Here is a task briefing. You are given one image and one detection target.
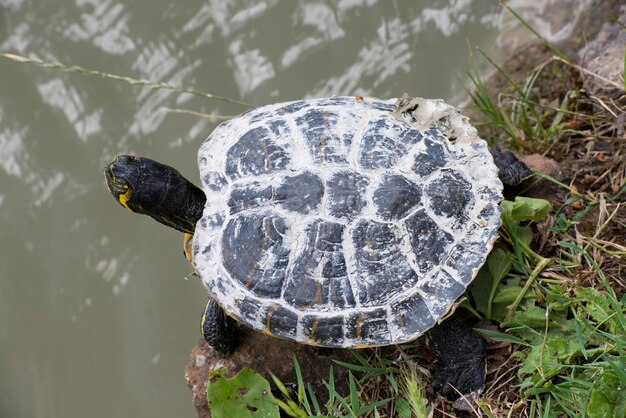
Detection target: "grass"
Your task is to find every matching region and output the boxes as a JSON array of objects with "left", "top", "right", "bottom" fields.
[{"left": 456, "top": 17, "right": 626, "bottom": 414}]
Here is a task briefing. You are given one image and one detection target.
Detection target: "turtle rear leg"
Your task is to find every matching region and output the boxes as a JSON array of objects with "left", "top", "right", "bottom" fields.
[
  {"left": 201, "top": 298, "right": 239, "bottom": 355},
  {"left": 429, "top": 316, "right": 485, "bottom": 400}
]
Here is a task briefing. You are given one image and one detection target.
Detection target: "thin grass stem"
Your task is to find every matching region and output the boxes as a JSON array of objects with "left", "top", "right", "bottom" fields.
[{"left": 1, "top": 53, "right": 253, "bottom": 108}]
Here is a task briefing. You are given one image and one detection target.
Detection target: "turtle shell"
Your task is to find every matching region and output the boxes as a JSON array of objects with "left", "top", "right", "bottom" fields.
[{"left": 192, "top": 96, "right": 502, "bottom": 348}]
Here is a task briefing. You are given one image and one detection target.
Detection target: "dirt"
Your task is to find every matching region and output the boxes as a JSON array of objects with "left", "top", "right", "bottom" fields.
[{"left": 185, "top": 328, "right": 353, "bottom": 418}]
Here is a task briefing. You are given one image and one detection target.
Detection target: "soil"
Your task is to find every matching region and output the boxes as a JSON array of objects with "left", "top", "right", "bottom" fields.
[{"left": 185, "top": 329, "right": 353, "bottom": 418}]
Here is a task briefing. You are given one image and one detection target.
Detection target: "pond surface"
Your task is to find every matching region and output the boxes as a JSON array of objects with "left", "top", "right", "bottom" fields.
[{"left": 0, "top": 1, "right": 590, "bottom": 417}]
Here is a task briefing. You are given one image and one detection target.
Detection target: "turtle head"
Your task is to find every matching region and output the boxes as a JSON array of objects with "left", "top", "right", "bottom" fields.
[
  {"left": 104, "top": 155, "right": 206, "bottom": 234},
  {"left": 104, "top": 155, "right": 179, "bottom": 215}
]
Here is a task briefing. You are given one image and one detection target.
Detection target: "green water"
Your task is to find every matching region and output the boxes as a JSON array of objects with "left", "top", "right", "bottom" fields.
[{"left": 0, "top": 1, "right": 591, "bottom": 417}]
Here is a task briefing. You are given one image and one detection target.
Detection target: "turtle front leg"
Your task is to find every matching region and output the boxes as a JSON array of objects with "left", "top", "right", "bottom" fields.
[{"left": 201, "top": 298, "right": 239, "bottom": 355}]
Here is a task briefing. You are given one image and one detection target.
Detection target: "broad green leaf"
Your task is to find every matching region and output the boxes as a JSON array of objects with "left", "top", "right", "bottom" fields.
[
  {"left": 518, "top": 334, "right": 581, "bottom": 376},
  {"left": 509, "top": 196, "right": 551, "bottom": 221},
  {"left": 509, "top": 305, "right": 547, "bottom": 329},
  {"left": 493, "top": 285, "right": 527, "bottom": 304},
  {"left": 467, "top": 268, "right": 493, "bottom": 316},
  {"left": 207, "top": 368, "right": 280, "bottom": 418},
  {"left": 500, "top": 199, "right": 514, "bottom": 223},
  {"left": 468, "top": 248, "right": 513, "bottom": 318},
  {"left": 608, "top": 360, "right": 626, "bottom": 384},
  {"left": 575, "top": 288, "right": 616, "bottom": 331},
  {"left": 487, "top": 248, "right": 514, "bottom": 284},
  {"left": 515, "top": 224, "right": 534, "bottom": 248},
  {"left": 588, "top": 369, "right": 626, "bottom": 418},
  {"left": 558, "top": 241, "right": 584, "bottom": 253}
]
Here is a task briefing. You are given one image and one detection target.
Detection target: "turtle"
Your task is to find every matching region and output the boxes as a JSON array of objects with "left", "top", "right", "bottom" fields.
[{"left": 104, "top": 95, "right": 531, "bottom": 399}]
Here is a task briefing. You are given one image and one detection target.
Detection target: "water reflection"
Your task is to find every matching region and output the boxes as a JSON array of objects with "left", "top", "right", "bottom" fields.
[
  {"left": 496, "top": 0, "right": 593, "bottom": 49},
  {"left": 64, "top": 0, "right": 136, "bottom": 55},
  {"left": 0, "top": 1, "right": 592, "bottom": 417},
  {"left": 0, "top": 125, "right": 28, "bottom": 178},
  {"left": 85, "top": 235, "right": 135, "bottom": 296},
  {"left": 38, "top": 78, "right": 103, "bottom": 140}
]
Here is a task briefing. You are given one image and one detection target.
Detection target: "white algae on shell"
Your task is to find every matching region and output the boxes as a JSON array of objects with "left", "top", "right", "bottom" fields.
[{"left": 192, "top": 96, "right": 503, "bottom": 348}]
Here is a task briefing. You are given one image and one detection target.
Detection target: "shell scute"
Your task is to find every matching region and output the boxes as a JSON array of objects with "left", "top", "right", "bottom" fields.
[
  {"left": 345, "top": 308, "right": 390, "bottom": 343},
  {"left": 326, "top": 170, "right": 369, "bottom": 221},
  {"left": 359, "top": 117, "right": 422, "bottom": 169},
  {"left": 410, "top": 131, "right": 451, "bottom": 177},
  {"left": 265, "top": 304, "right": 298, "bottom": 339},
  {"left": 274, "top": 172, "right": 324, "bottom": 214},
  {"left": 302, "top": 315, "right": 344, "bottom": 346},
  {"left": 373, "top": 174, "right": 422, "bottom": 220},
  {"left": 352, "top": 219, "right": 418, "bottom": 306},
  {"left": 425, "top": 169, "right": 474, "bottom": 222},
  {"left": 390, "top": 293, "right": 436, "bottom": 336},
  {"left": 227, "top": 182, "right": 273, "bottom": 214},
  {"left": 404, "top": 209, "right": 454, "bottom": 274},
  {"left": 296, "top": 108, "right": 356, "bottom": 165},
  {"left": 225, "top": 126, "right": 290, "bottom": 179},
  {"left": 221, "top": 213, "right": 290, "bottom": 299}
]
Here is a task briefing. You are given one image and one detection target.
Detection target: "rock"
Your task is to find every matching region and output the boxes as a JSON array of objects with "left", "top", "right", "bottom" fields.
[
  {"left": 577, "top": 5, "right": 626, "bottom": 97},
  {"left": 517, "top": 154, "right": 567, "bottom": 202},
  {"left": 185, "top": 328, "right": 352, "bottom": 418},
  {"left": 520, "top": 154, "right": 563, "bottom": 179}
]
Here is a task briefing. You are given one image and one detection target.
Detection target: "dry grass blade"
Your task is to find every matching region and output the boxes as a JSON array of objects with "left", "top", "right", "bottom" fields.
[
  {"left": 1, "top": 53, "right": 253, "bottom": 107},
  {"left": 162, "top": 107, "right": 235, "bottom": 121}
]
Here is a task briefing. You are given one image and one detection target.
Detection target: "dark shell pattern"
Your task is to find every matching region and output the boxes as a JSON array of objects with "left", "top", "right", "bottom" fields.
[{"left": 193, "top": 97, "right": 503, "bottom": 348}]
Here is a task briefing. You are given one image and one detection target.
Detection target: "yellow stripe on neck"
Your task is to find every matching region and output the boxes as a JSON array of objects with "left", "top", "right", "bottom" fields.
[
  {"left": 118, "top": 188, "right": 133, "bottom": 212},
  {"left": 200, "top": 299, "right": 210, "bottom": 338}
]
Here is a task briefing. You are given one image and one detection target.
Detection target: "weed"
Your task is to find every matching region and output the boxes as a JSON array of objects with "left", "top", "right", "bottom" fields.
[{"left": 399, "top": 362, "right": 432, "bottom": 418}]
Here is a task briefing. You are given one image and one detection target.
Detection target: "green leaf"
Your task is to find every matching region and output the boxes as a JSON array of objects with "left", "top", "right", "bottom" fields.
[
  {"left": 558, "top": 241, "right": 584, "bottom": 253},
  {"left": 509, "top": 305, "right": 547, "bottom": 329},
  {"left": 607, "top": 360, "right": 626, "bottom": 384},
  {"left": 547, "top": 214, "right": 577, "bottom": 233},
  {"left": 306, "top": 383, "right": 321, "bottom": 416},
  {"left": 325, "top": 366, "right": 335, "bottom": 413},
  {"left": 474, "top": 328, "right": 532, "bottom": 346},
  {"left": 468, "top": 248, "right": 513, "bottom": 319},
  {"left": 509, "top": 196, "right": 551, "bottom": 221},
  {"left": 588, "top": 369, "right": 626, "bottom": 418},
  {"left": 348, "top": 372, "right": 360, "bottom": 414},
  {"left": 292, "top": 357, "right": 311, "bottom": 413},
  {"left": 575, "top": 288, "right": 615, "bottom": 331},
  {"left": 207, "top": 368, "right": 280, "bottom": 418},
  {"left": 570, "top": 308, "right": 589, "bottom": 359},
  {"left": 270, "top": 374, "right": 290, "bottom": 397},
  {"left": 515, "top": 225, "right": 534, "bottom": 248},
  {"left": 395, "top": 398, "right": 412, "bottom": 418},
  {"left": 492, "top": 285, "right": 527, "bottom": 304}
]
